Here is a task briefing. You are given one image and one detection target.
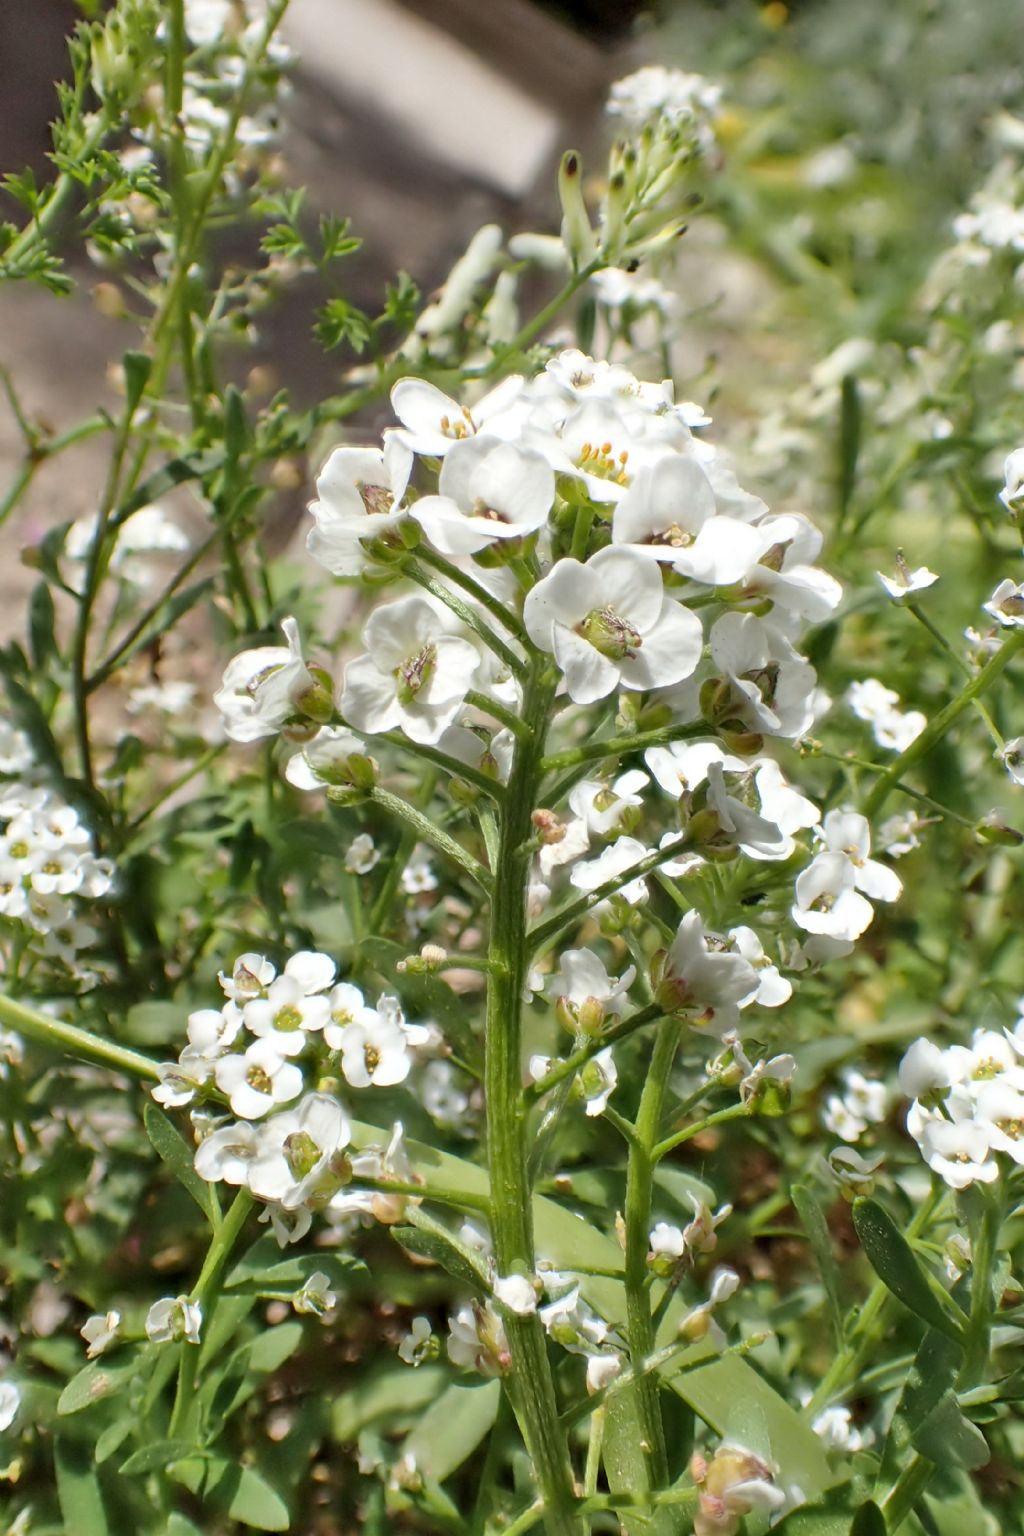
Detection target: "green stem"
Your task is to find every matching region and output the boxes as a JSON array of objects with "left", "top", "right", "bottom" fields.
[
  {"left": 962, "top": 1182, "right": 1002, "bottom": 1388},
  {"left": 541, "top": 721, "right": 709, "bottom": 777},
  {"left": 86, "top": 529, "right": 219, "bottom": 692},
  {"left": 401, "top": 558, "right": 525, "bottom": 677},
  {"left": 652, "top": 1103, "right": 750, "bottom": 1163},
  {"left": 525, "top": 1004, "right": 661, "bottom": 1102},
  {"left": 485, "top": 660, "right": 583, "bottom": 1536},
  {"left": 907, "top": 602, "right": 1003, "bottom": 747},
  {"left": 480, "top": 260, "right": 603, "bottom": 376},
  {"left": 622, "top": 1019, "right": 680, "bottom": 1489},
  {"left": 370, "top": 787, "right": 492, "bottom": 893},
  {"left": 168, "top": 1189, "right": 254, "bottom": 1440},
  {"left": 528, "top": 834, "right": 694, "bottom": 956},
  {"left": 415, "top": 545, "right": 531, "bottom": 644},
  {"left": 0, "top": 993, "right": 160, "bottom": 1083},
  {"left": 862, "top": 630, "right": 1024, "bottom": 817},
  {"left": 466, "top": 690, "right": 531, "bottom": 743},
  {"left": 881, "top": 1453, "right": 932, "bottom": 1531}
]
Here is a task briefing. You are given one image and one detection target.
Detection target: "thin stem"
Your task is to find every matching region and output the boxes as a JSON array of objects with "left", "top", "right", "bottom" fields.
[
  {"left": 370, "top": 787, "right": 492, "bottom": 893},
  {"left": 962, "top": 1182, "right": 1002, "bottom": 1389},
  {"left": 907, "top": 602, "right": 1003, "bottom": 747},
  {"left": 87, "top": 530, "right": 219, "bottom": 692},
  {"left": 524, "top": 1003, "right": 661, "bottom": 1103},
  {"left": 401, "top": 558, "right": 525, "bottom": 677},
  {"left": 653, "top": 1103, "right": 748, "bottom": 1163},
  {"left": 169, "top": 1189, "right": 254, "bottom": 1440},
  {"left": 541, "top": 721, "right": 709, "bottom": 777},
  {"left": 622, "top": 1019, "right": 681, "bottom": 1489},
  {"left": 466, "top": 690, "right": 531, "bottom": 743},
  {"left": 881, "top": 1454, "right": 932, "bottom": 1531},
  {"left": 479, "top": 260, "right": 603, "bottom": 377},
  {"left": 485, "top": 659, "right": 584, "bottom": 1536},
  {"left": 528, "top": 834, "right": 694, "bottom": 956},
  {"left": 0, "top": 993, "right": 160, "bottom": 1083},
  {"left": 415, "top": 545, "right": 531, "bottom": 644},
  {"left": 862, "top": 630, "right": 1024, "bottom": 817}
]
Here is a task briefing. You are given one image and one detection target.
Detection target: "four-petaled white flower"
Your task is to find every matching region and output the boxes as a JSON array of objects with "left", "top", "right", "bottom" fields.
[
  {"left": 341, "top": 596, "right": 481, "bottom": 744},
  {"left": 214, "top": 617, "right": 328, "bottom": 743},
  {"left": 307, "top": 438, "right": 414, "bottom": 576},
  {"left": 247, "top": 1092, "right": 352, "bottom": 1209},
  {"left": 984, "top": 578, "right": 1024, "bottom": 628},
  {"left": 655, "top": 911, "right": 759, "bottom": 1032},
  {"left": 146, "top": 1295, "right": 202, "bottom": 1344},
  {"left": 524, "top": 547, "right": 702, "bottom": 704},
  {"left": 214, "top": 1039, "right": 304, "bottom": 1119},
  {"left": 411, "top": 436, "right": 554, "bottom": 555}
]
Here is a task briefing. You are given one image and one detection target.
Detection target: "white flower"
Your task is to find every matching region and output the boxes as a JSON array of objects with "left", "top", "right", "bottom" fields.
[
  {"left": 145, "top": 1295, "right": 202, "bottom": 1344},
  {"left": 822, "top": 1070, "right": 889, "bottom": 1143},
  {"left": 341, "top": 595, "right": 481, "bottom": 745},
  {"left": 389, "top": 375, "right": 525, "bottom": 458},
  {"left": 1000, "top": 446, "right": 1024, "bottom": 515},
  {"left": 984, "top": 578, "right": 1024, "bottom": 628},
  {"left": 586, "top": 1352, "right": 623, "bottom": 1394},
  {"left": 447, "top": 1301, "right": 509, "bottom": 1377},
  {"left": 915, "top": 1106, "right": 997, "bottom": 1190},
  {"left": 336, "top": 1007, "right": 412, "bottom": 1089},
  {"left": 568, "top": 769, "right": 648, "bottom": 836},
  {"left": 999, "top": 738, "right": 1024, "bottom": 785},
  {"left": 219, "top": 952, "right": 276, "bottom": 1003},
  {"left": 728, "top": 927, "right": 792, "bottom": 1007},
  {"left": 812, "top": 1406, "right": 873, "bottom": 1454},
  {"left": 878, "top": 559, "right": 939, "bottom": 600},
  {"left": 709, "top": 612, "right": 817, "bottom": 739},
  {"left": 546, "top": 948, "right": 636, "bottom": 1026},
  {"left": 792, "top": 852, "right": 874, "bottom": 941},
  {"left": 847, "top": 678, "right": 926, "bottom": 752},
  {"left": 411, "top": 436, "right": 554, "bottom": 555},
  {"left": 655, "top": 910, "right": 758, "bottom": 1031},
  {"left": 247, "top": 1092, "right": 352, "bottom": 1209},
  {"left": 293, "top": 1271, "right": 337, "bottom": 1316},
  {"left": 569, "top": 836, "right": 651, "bottom": 907},
  {"left": 524, "top": 547, "right": 702, "bottom": 704},
  {"left": 214, "top": 617, "right": 327, "bottom": 743},
  {"left": 81, "top": 1311, "right": 122, "bottom": 1358},
  {"left": 242, "top": 954, "right": 335, "bottom": 1055},
  {"left": 0, "top": 1381, "right": 20, "bottom": 1432},
  {"left": 398, "top": 1316, "right": 436, "bottom": 1366},
  {"left": 344, "top": 834, "right": 380, "bottom": 873},
  {"left": 610, "top": 456, "right": 717, "bottom": 565},
  {"left": 820, "top": 812, "right": 903, "bottom": 902},
  {"left": 580, "top": 1048, "right": 618, "bottom": 1116},
  {"left": 899, "top": 1038, "right": 951, "bottom": 1100},
  {"left": 493, "top": 1274, "right": 538, "bottom": 1316},
  {"left": 607, "top": 65, "right": 721, "bottom": 136},
  {"left": 194, "top": 1119, "right": 261, "bottom": 1185},
  {"left": 214, "top": 1040, "right": 304, "bottom": 1119},
  {"left": 307, "top": 439, "right": 413, "bottom": 576},
  {"left": 649, "top": 1222, "right": 686, "bottom": 1258},
  {"left": 284, "top": 727, "right": 367, "bottom": 792}
]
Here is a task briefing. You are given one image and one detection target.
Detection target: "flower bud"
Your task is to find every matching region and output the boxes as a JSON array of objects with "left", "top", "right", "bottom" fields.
[
  {"left": 558, "top": 151, "right": 597, "bottom": 270},
  {"left": 975, "top": 812, "right": 1023, "bottom": 846}
]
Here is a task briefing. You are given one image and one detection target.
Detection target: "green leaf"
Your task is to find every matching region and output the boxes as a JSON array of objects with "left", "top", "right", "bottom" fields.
[
  {"left": 390, "top": 1225, "right": 487, "bottom": 1290},
  {"left": 144, "top": 1103, "right": 219, "bottom": 1225},
  {"left": 402, "top": 1379, "right": 501, "bottom": 1482},
  {"left": 792, "top": 1183, "right": 845, "bottom": 1344},
  {"left": 774, "top": 1482, "right": 858, "bottom": 1533},
  {"left": 877, "top": 1328, "right": 962, "bottom": 1487},
  {"left": 912, "top": 1391, "right": 989, "bottom": 1470},
  {"left": 852, "top": 1198, "right": 964, "bottom": 1342},
  {"left": 851, "top": 1501, "right": 887, "bottom": 1536},
  {"left": 57, "top": 1353, "right": 140, "bottom": 1415},
  {"left": 246, "top": 1320, "right": 305, "bottom": 1375},
  {"left": 122, "top": 350, "right": 152, "bottom": 413},
  {"left": 171, "top": 1456, "right": 290, "bottom": 1531},
  {"left": 119, "top": 1439, "right": 202, "bottom": 1475},
  {"left": 225, "top": 1237, "right": 365, "bottom": 1294},
  {"left": 331, "top": 1361, "right": 449, "bottom": 1443},
  {"left": 94, "top": 1417, "right": 134, "bottom": 1465},
  {"left": 314, "top": 297, "right": 372, "bottom": 354},
  {"left": 837, "top": 372, "right": 861, "bottom": 519},
  {"left": 28, "top": 580, "right": 58, "bottom": 672},
  {"left": 116, "top": 449, "right": 226, "bottom": 522},
  {"left": 54, "top": 1436, "right": 110, "bottom": 1535}
]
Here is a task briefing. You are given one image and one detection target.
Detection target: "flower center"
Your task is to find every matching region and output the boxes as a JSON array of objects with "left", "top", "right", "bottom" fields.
[
  {"left": 358, "top": 482, "right": 394, "bottom": 517},
  {"left": 742, "top": 663, "right": 779, "bottom": 706},
  {"left": 471, "top": 497, "right": 509, "bottom": 524},
  {"left": 651, "top": 522, "right": 692, "bottom": 549},
  {"left": 578, "top": 606, "right": 642, "bottom": 661},
  {"left": 439, "top": 408, "right": 474, "bottom": 440},
  {"left": 274, "top": 1005, "right": 304, "bottom": 1032},
  {"left": 284, "top": 1130, "right": 321, "bottom": 1178},
  {"left": 364, "top": 1045, "right": 381, "bottom": 1073},
  {"left": 576, "top": 440, "right": 630, "bottom": 485},
  {"left": 395, "top": 643, "right": 437, "bottom": 705},
  {"left": 246, "top": 1065, "right": 273, "bottom": 1094}
]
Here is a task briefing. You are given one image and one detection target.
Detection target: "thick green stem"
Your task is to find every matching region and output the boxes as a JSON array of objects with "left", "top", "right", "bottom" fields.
[
  {"left": 485, "top": 660, "right": 584, "bottom": 1536},
  {"left": 621, "top": 1020, "right": 680, "bottom": 1490},
  {"left": 0, "top": 992, "right": 160, "bottom": 1083},
  {"left": 862, "top": 630, "right": 1024, "bottom": 817},
  {"left": 962, "top": 1182, "right": 1002, "bottom": 1389}
]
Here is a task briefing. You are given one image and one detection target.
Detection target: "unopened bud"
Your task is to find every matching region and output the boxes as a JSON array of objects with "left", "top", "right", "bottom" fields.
[
  {"left": 558, "top": 151, "right": 597, "bottom": 270},
  {"left": 975, "top": 812, "right": 1023, "bottom": 846}
]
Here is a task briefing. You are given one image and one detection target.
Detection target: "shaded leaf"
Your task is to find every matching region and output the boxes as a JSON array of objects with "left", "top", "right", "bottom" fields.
[
  {"left": 853, "top": 1198, "right": 963, "bottom": 1342},
  {"left": 144, "top": 1103, "right": 219, "bottom": 1225},
  {"left": 403, "top": 1379, "right": 501, "bottom": 1482},
  {"left": 171, "top": 1456, "right": 290, "bottom": 1531},
  {"left": 55, "top": 1436, "right": 110, "bottom": 1535}
]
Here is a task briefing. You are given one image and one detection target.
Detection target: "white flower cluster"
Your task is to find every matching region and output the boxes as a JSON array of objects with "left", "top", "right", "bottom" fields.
[
  {"left": 606, "top": 65, "right": 722, "bottom": 148},
  {"left": 847, "top": 678, "right": 926, "bottom": 753},
  {"left": 153, "top": 949, "right": 438, "bottom": 1243},
  {"left": 901, "top": 1023, "right": 1024, "bottom": 1189},
  {"left": 0, "top": 784, "right": 113, "bottom": 969}
]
